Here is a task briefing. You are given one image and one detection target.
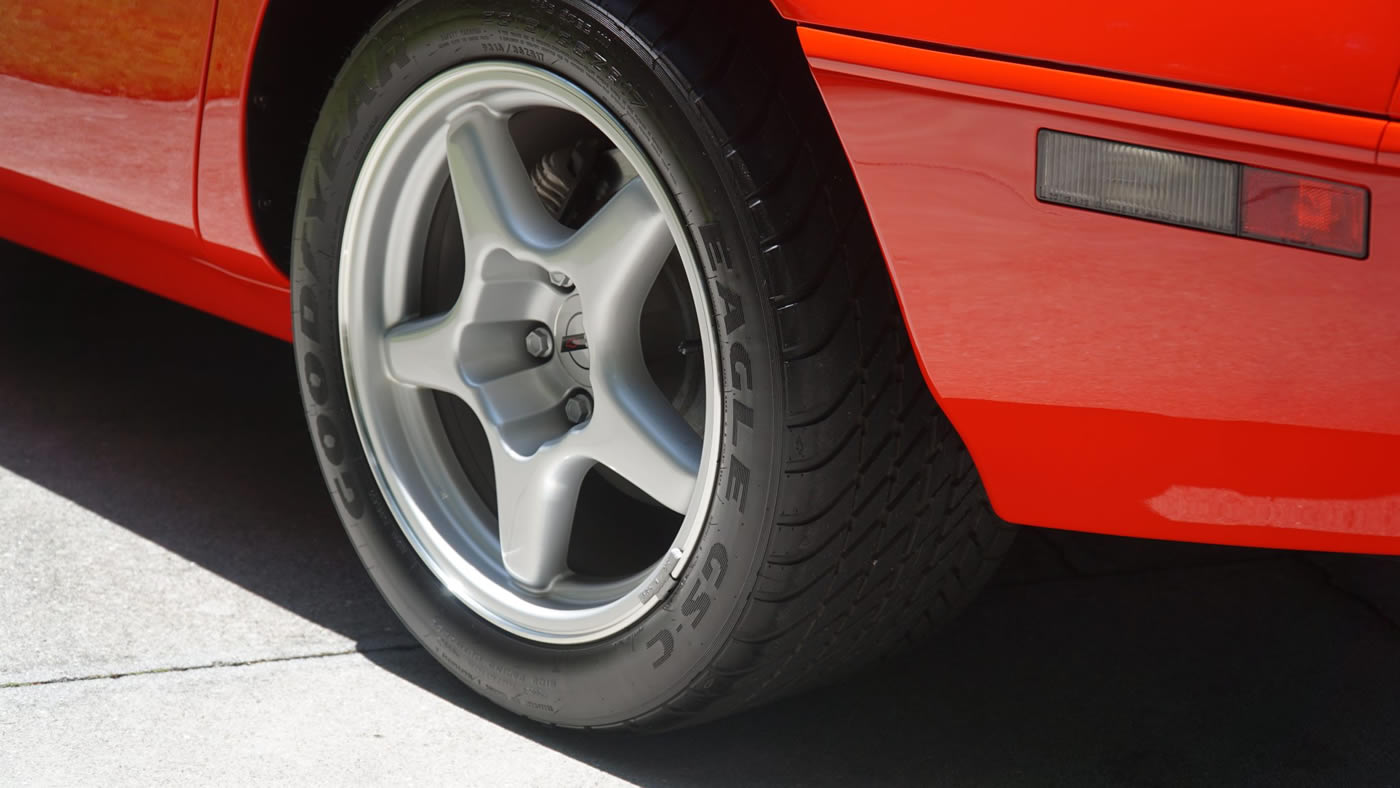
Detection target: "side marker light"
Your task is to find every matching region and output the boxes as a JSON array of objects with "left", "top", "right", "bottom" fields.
[{"left": 1036, "top": 130, "right": 1368, "bottom": 258}]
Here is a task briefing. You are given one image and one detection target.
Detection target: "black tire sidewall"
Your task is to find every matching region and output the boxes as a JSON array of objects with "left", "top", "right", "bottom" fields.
[{"left": 292, "top": 0, "right": 780, "bottom": 727}]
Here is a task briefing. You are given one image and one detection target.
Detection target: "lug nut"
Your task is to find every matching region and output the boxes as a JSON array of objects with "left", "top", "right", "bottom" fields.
[
  {"left": 525, "top": 327, "right": 554, "bottom": 359},
  {"left": 548, "top": 271, "right": 573, "bottom": 289},
  {"left": 564, "top": 391, "right": 593, "bottom": 424}
]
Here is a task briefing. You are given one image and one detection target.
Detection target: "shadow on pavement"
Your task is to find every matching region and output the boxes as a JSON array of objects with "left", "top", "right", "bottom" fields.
[
  {"left": 5, "top": 243, "right": 1400, "bottom": 786},
  {"left": 0, "top": 244, "right": 406, "bottom": 650}
]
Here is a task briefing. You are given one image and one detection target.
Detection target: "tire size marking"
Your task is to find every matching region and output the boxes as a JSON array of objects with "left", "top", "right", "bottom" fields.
[{"left": 480, "top": 41, "right": 547, "bottom": 61}]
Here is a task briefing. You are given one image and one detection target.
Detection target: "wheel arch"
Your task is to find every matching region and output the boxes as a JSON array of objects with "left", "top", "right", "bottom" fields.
[
  {"left": 241, "top": 0, "right": 803, "bottom": 272},
  {"left": 242, "top": 0, "right": 402, "bottom": 271}
]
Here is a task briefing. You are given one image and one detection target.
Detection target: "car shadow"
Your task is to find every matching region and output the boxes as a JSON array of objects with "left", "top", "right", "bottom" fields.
[
  {"left": 5, "top": 243, "right": 1400, "bottom": 786},
  {"left": 0, "top": 243, "right": 413, "bottom": 651}
]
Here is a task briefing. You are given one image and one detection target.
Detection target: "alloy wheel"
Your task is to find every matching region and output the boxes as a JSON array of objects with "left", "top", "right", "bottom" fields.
[{"left": 337, "top": 63, "right": 721, "bottom": 643}]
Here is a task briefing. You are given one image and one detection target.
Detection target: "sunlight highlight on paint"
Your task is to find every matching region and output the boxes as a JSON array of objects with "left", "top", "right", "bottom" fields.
[{"left": 1149, "top": 485, "right": 1400, "bottom": 535}]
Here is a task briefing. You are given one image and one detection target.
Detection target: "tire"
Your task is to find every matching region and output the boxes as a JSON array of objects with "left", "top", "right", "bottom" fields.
[{"left": 291, "top": 0, "right": 1016, "bottom": 730}]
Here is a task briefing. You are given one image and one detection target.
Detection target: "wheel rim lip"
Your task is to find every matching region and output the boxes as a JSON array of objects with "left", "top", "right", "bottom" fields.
[{"left": 337, "top": 62, "right": 722, "bottom": 644}]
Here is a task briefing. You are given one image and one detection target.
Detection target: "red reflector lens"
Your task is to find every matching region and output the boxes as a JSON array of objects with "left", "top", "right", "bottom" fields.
[{"left": 1240, "top": 168, "right": 1368, "bottom": 258}]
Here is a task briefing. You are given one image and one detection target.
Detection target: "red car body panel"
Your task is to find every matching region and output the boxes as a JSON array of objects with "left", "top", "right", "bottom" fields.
[
  {"left": 0, "top": 2, "right": 214, "bottom": 231},
  {"left": 1383, "top": 124, "right": 1400, "bottom": 169},
  {"left": 772, "top": 0, "right": 1400, "bottom": 115},
  {"left": 1, "top": 1, "right": 1398, "bottom": 552},
  {"left": 799, "top": 28, "right": 1400, "bottom": 553},
  {"left": 196, "top": 0, "right": 284, "bottom": 289},
  {"left": 0, "top": 0, "right": 290, "bottom": 339}
]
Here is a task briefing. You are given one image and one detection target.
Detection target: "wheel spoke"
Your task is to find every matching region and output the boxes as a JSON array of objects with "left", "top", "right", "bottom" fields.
[
  {"left": 473, "top": 365, "right": 576, "bottom": 457},
  {"left": 461, "top": 275, "right": 558, "bottom": 326},
  {"left": 383, "top": 313, "right": 466, "bottom": 396},
  {"left": 551, "top": 176, "right": 697, "bottom": 512},
  {"left": 446, "top": 107, "right": 567, "bottom": 261},
  {"left": 549, "top": 176, "right": 674, "bottom": 322},
  {"left": 495, "top": 439, "right": 592, "bottom": 591},
  {"left": 588, "top": 368, "right": 702, "bottom": 513}
]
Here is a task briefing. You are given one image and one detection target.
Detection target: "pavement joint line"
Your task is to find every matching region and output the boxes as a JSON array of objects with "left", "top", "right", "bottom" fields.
[{"left": 0, "top": 642, "right": 424, "bottom": 690}]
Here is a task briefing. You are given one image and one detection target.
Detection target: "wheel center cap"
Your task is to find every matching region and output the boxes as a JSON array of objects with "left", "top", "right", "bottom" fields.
[{"left": 554, "top": 293, "right": 590, "bottom": 388}]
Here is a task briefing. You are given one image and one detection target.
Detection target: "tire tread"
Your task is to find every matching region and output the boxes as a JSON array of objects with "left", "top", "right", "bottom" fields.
[{"left": 618, "top": 0, "right": 1017, "bottom": 728}]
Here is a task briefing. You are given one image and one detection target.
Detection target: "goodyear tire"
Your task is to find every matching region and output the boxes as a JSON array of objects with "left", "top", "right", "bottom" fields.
[{"left": 291, "top": 0, "right": 1017, "bottom": 730}]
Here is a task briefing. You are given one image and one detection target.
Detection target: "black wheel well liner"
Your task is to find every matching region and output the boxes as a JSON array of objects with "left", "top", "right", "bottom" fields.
[{"left": 244, "top": 0, "right": 399, "bottom": 272}]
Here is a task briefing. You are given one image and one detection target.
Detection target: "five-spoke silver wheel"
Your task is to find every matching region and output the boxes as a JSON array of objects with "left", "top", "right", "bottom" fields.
[{"left": 338, "top": 63, "right": 720, "bottom": 643}]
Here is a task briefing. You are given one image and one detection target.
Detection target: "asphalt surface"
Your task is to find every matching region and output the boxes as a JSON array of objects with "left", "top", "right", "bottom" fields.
[{"left": 3, "top": 242, "right": 1400, "bottom": 786}]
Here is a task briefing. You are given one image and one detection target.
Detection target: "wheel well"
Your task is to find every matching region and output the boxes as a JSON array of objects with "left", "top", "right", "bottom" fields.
[
  {"left": 245, "top": 0, "right": 395, "bottom": 271},
  {"left": 244, "top": 0, "right": 798, "bottom": 272}
]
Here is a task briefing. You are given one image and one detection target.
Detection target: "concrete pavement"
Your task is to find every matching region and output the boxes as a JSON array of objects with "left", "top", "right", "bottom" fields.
[{"left": 4, "top": 244, "right": 1400, "bottom": 786}]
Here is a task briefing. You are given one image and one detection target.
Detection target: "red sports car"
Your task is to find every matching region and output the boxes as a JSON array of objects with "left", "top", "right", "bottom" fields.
[{"left": 3, "top": 0, "right": 1397, "bottom": 729}]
